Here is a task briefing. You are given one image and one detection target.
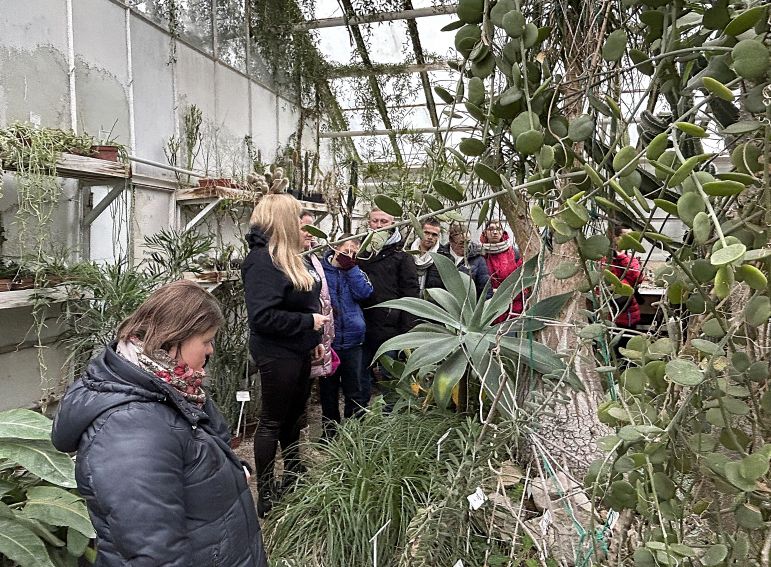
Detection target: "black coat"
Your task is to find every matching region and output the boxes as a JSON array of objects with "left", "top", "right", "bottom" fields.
[
  {"left": 242, "top": 227, "right": 322, "bottom": 359},
  {"left": 357, "top": 238, "right": 420, "bottom": 348},
  {"left": 51, "top": 346, "right": 268, "bottom": 567},
  {"left": 426, "top": 243, "right": 493, "bottom": 300}
]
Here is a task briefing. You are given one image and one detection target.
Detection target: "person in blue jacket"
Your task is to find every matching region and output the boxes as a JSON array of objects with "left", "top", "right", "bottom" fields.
[{"left": 321, "top": 234, "right": 374, "bottom": 438}]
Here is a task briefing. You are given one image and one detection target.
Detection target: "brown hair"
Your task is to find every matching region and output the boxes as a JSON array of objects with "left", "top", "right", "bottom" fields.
[
  {"left": 422, "top": 217, "right": 441, "bottom": 229},
  {"left": 116, "top": 280, "right": 224, "bottom": 354}
]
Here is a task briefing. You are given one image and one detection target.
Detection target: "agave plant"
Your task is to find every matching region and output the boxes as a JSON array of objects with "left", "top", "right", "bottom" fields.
[{"left": 372, "top": 252, "right": 577, "bottom": 418}]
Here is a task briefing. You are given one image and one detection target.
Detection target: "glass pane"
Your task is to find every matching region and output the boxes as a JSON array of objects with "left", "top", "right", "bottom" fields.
[
  {"left": 132, "top": 0, "right": 213, "bottom": 54},
  {"left": 216, "top": 0, "right": 246, "bottom": 72}
]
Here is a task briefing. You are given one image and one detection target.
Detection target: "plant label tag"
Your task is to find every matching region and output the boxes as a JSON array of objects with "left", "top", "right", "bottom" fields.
[
  {"left": 467, "top": 487, "right": 487, "bottom": 510},
  {"left": 539, "top": 509, "right": 553, "bottom": 536},
  {"left": 607, "top": 509, "right": 619, "bottom": 530},
  {"left": 236, "top": 391, "right": 251, "bottom": 402},
  {"left": 453, "top": 561, "right": 464, "bottom": 567}
]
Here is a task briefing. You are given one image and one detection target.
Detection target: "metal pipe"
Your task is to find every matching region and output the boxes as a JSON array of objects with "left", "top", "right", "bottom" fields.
[
  {"left": 320, "top": 126, "right": 475, "bottom": 138},
  {"left": 328, "top": 61, "right": 455, "bottom": 78},
  {"left": 292, "top": 5, "right": 457, "bottom": 31},
  {"left": 125, "top": 6, "right": 136, "bottom": 154},
  {"left": 65, "top": 0, "right": 77, "bottom": 132},
  {"left": 127, "top": 154, "right": 207, "bottom": 178}
]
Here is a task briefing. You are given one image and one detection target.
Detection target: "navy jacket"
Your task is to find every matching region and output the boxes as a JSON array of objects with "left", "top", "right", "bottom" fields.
[
  {"left": 51, "top": 345, "right": 268, "bottom": 567},
  {"left": 242, "top": 227, "right": 322, "bottom": 359},
  {"left": 322, "top": 250, "right": 374, "bottom": 351},
  {"left": 426, "top": 243, "right": 493, "bottom": 300}
]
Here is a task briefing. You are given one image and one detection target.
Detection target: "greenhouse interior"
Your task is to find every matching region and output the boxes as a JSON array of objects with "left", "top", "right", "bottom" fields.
[{"left": 0, "top": 0, "right": 770, "bottom": 565}]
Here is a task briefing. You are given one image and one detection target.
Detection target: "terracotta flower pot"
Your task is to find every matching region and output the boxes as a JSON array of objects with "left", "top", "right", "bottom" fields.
[
  {"left": 0, "top": 279, "right": 12, "bottom": 292},
  {"left": 91, "top": 145, "right": 120, "bottom": 162},
  {"left": 198, "top": 178, "right": 218, "bottom": 188}
]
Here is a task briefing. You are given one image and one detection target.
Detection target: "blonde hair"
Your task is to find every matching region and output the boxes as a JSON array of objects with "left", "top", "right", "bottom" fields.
[
  {"left": 117, "top": 280, "right": 224, "bottom": 354},
  {"left": 250, "top": 194, "right": 315, "bottom": 291}
]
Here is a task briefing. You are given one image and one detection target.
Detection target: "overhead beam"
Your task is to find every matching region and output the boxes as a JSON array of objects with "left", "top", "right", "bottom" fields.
[
  {"left": 329, "top": 61, "right": 456, "bottom": 78},
  {"left": 320, "top": 126, "right": 475, "bottom": 139},
  {"left": 292, "top": 5, "right": 457, "bottom": 31}
]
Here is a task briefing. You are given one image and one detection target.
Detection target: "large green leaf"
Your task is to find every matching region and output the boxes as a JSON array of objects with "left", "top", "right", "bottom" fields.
[
  {"left": 0, "top": 410, "right": 53, "bottom": 441},
  {"left": 481, "top": 255, "right": 539, "bottom": 325},
  {"left": 432, "top": 350, "right": 468, "bottom": 409},
  {"left": 665, "top": 359, "right": 704, "bottom": 387},
  {"left": 0, "top": 440, "right": 76, "bottom": 488},
  {"left": 497, "top": 335, "right": 566, "bottom": 376},
  {"left": 402, "top": 337, "right": 463, "bottom": 378},
  {"left": 429, "top": 252, "right": 476, "bottom": 312},
  {"left": 0, "top": 517, "right": 55, "bottom": 567},
  {"left": 375, "top": 297, "right": 462, "bottom": 330},
  {"left": 21, "top": 487, "right": 95, "bottom": 538},
  {"left": 506, "top": 292, "right": 573, "bottom": 333},
  {"left": 475, "top": 352, "right": 515, "bottom": 418},
  {"left": 372, "top": 332, "right": 458, "bottom": 363}
]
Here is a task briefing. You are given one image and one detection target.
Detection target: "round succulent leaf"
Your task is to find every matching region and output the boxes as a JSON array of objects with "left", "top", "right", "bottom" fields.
[
  {"left": 373, "top": 195, "right": 403, "bottom": 218},
  {"left": 617, "top": 233, "right": 645, "bottom": 253},
  {"left": 433, "top": 86, "right": 455, "bottom": 104},
  {"left": 568, "top": 115, "right": 595, "bottom": 142},
  {"left": 677, "top": 192, "right": 706, "bottom": 227},
  {"left": 702, "top": 77, "right": 734, "bottom": 101},
  {"left": 630, "top": 49, "right": 654, "bottom": 75},
  {"left": 579, "top": 234, "right": 610, "bottom": 260},
  {"left": 653, "top": 198, "right": 678, "bottom": 216},
  {"left": 744, "top": 295, "right": 771, "bottom": 327},
  {"left": 710, "top": 243, "right": 746, "bottom": 266},
  {"left": 652, "top": 472, "right": 676, "bottom": 501},
  {"left": 459, "top": 137, "right": 487, "bottom": 156},
  {"left": 432, "top": 179, "right": 463, "bottom": 202},
  {"left": 682, "top": 171, "right": 715, "bottom": 195},
  {"left": 724, "top": 6, "right": 768, "bottom": 36},
  {"left": 702, "top": 180, "right": 745, "bottom": 196},
  {"left": 490, "top": 0, "right": 516, "bottom": 27},
  {"left": 691, "top": 339, "right": 724, "bottom": 356},
  {"left": 424, "top": 194, "right": 444, "bottom": 212},
  {"left": 675, "top": 121, "right": 708, "bottom": 138},
  {"left": 457, "top": 0, "right": 484, "bottom": 23},
  {"left": 454, "top": 24, "right": 482, "bottom": 57},
  {"left": 522, "top": 23, "right": 539, "bottom": 48},
  {"left": 510, "top": 110, "right": 540, "bottom": 138},
  {"left": 613, "top": 145, "right": 640, "bottom": 176},
  {"left": 736, "top": 264, "right": 768, "bottom": 290},
  {"left": 530, "top": 204, "right": 549, "bottom": 227},
  {"left": 702, "top": 318, "right": 726, "bottom": 338},
  {"left": 474, "top": 162, "right": 503, "bottom": 187},
  {"left": 606, "top": 480, "right": 637, "bottom": 509},
  {"left": 516, "top": 129, "right": 544, "bottom": 155},
  {"left": 602, "top": 29, "right": 627, "bottom": 62},
  {"left": 721, "top": 427, "right": 751, "bottom": 452},
  {"left": 715, "top": 172, "right": 757, "bottom": 185},
  {"left": 502, "top": 9, "right": 526, "bottom": 37},
  {"left": 537, "top": 144, "right": 555, "bottom": 169},
  {"left": 499, "top": 85, "right": 522, "bottom": 105},
  {"left": 692, "top": 212, "right": 711, "bottom": 245},
  {"left": 665, "top": 359, "right": 704, "bottom": 386},
  {"left": 467, "top": 76, "right": 486, "bottom": 105},
  {"left": 731, "top": 39, "right": 770, "bottom": 80},
  {"left": 714, "top": 265, "right": 733, "bottom": 299}
]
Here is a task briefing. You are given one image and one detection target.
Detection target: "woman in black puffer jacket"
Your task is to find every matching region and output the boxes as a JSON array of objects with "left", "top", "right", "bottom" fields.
[{"left": 52, "top": 280, "right": 268, "bottom": 567}]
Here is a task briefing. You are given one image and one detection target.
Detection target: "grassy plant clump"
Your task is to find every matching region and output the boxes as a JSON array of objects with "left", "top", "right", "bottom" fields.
[{"left": 265, "top": 404, "right": 538, "bottom": 567}]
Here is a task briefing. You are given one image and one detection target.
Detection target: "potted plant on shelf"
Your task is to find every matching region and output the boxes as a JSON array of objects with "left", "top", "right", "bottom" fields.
[{"left": 90, "top": 123, "right": 127, "bottom": 162}]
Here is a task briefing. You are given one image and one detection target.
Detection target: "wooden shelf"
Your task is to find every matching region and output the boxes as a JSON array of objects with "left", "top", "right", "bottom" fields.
[
  {"left": 176, "top": 185, "right": 262, "bottom": 204},
  {"left": 3, "top": 153, "right": 130, "bottom": 182},
  {"left": 0, "top": 287, "right": 75, "bottom": 310}
]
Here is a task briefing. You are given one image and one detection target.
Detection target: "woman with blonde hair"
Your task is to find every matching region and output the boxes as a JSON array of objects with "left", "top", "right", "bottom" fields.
[
  {"left": 52, "top": 280, "right": 268, "bottom": 566},
  {"left": 243, "top": 193, "right": 329, "bottom": 517}
]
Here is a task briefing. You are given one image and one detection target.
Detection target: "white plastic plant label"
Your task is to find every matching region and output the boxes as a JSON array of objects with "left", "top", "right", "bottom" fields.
[
  {"left": 453, "top": 560, "right": 464, "bottom": 567},
  {"left": 467, "top": 487, "right": 487, "bottom": 510},
  {"left": 236, "top": 391, "right": 251, "bottom": 402}
]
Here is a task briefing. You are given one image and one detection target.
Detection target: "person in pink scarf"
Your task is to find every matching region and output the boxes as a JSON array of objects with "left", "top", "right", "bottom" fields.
[{"left": 479, "top": 220, "right": 526, "bottom": 322}]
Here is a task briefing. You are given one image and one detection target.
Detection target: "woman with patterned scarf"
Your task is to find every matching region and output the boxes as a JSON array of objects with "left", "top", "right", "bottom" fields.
[
  {"left": 480, "top": 220, "right": 527, "bottom": 321},
  {"left": 52, "top": 280, "right": 268, "bottom": 566}
]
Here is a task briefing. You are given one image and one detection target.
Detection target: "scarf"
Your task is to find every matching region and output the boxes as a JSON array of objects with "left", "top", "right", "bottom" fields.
[
  {"left": 117, "top": 337, "right": 207, "bottom": 406},
  {"left": 409, "top": 238, "right": 438, "bottom": 268},
  {"left": 480, "top": 239, "right": 512, "bottom": 256}
]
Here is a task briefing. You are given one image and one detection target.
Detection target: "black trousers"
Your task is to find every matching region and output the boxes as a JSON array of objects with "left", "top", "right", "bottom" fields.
[
  {"left": 319, "top": 345, "right": 364, "bottom": 437},
  {"left": 252, "top": 354, "right": 312, "bottom": 489}
]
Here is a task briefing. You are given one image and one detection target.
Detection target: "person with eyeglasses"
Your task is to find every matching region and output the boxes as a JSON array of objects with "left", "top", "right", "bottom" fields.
[{"left": 480, "top": 220, "right": 526, "bottom": 321}]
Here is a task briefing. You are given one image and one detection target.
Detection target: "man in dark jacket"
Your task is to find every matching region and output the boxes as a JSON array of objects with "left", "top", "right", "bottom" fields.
[
  {"left": 426, "top": 222, "right": 492, "bottom": 300},
  {"left": 356, "top": 207, "right": 420, "bottom": 404},
  {"left": 52, "top": 345, "right": 267, "bottom": 567}
]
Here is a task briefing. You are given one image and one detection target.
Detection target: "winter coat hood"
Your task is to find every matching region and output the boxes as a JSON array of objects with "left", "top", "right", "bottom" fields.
[{"left": 52, "top": 345, "right": 209, "bottom": 453}]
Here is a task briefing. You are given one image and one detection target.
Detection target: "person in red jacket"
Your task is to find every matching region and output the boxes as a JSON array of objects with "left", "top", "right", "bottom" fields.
[
  {"left": 479, "top": 220, "right": 526, "bottom": 322},
  {"left": 604, "top": 227, "right": 644, "bottom": 328}
]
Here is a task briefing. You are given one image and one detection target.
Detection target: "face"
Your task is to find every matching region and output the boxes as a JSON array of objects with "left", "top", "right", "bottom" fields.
[
  {"left": 175, "top": 327, "right": 217, "bottom": 372},
  {"left": 485, "top": 223, "right": 504, "bottom": 243},
  {"left": 420, "top": 224, "right": 440, "bottom": 251},
  {"left": 368, "top": 210, "right": 394, "bottom": 230},
  {"left": 336, "top": 240, "right": 360, "bottom": 258},
  {"left": 300, "top": 214, "right": 315, "bottom": 250}
]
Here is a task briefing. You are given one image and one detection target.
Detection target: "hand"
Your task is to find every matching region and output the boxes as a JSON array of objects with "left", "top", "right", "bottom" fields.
[
  {"left": 335, "top": 252, "right": 357, "bottom": 270},
  {"left": 312, "top": 344, "right": 325, "bottom": 363},
  {"left": 312, "top": 313, "right": 330, "bottom": 331}
]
